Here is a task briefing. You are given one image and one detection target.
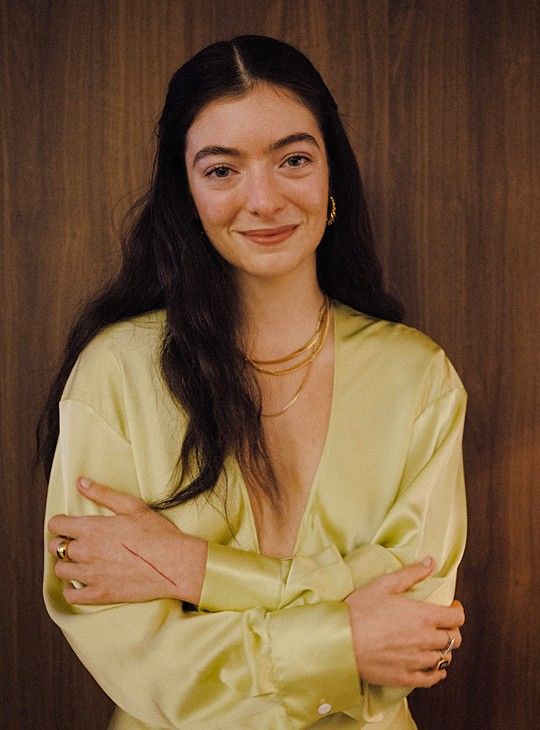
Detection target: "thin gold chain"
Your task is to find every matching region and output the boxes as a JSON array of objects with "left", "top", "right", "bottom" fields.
[
  {"left": 250, "top": 297, "right": 328, "bottom": 366},
  {"left": 261, "top": 362, "right": 313, "bottom": 417},
  {"left": 248, "top": 298, "right": 330, "bottom": 376}
]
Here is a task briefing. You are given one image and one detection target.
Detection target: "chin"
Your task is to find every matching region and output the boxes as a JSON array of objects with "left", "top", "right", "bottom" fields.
[{"left": 238, "top": 253, "right": 317, "bottom": 282}]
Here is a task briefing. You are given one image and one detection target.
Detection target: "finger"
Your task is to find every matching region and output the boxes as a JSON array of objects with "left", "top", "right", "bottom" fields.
[
  {"left": 77, "top": 478, "right": 146, "bottom": 516},
  {"left": 49, "top": 537, "right": 86, "bottom": 563},
  {"left": 433, "top": 627, "right": 462, "bottom": 651},
  {"left": 63, "top": 583, "right": 97, "bottom": 605},
  {"left": 451, "top": 599, "right": 466, "bottom": 624},
  {"left": 409, "top": 667, "right": 447, "bottom": 689},
  {"left": 380, "top": 557, "right": 435, "bottom": 594},
  {"left": 431, "top": 601, "right": 465, "bottom": 629},
  {"left": 55, "top": 560, "right": 89, "bottom": 582},
  {"left": 49, "top": 536, "right": 73, "bottom": 559},
  {"left": 420, "top": 650, "right": 453, "bottom": 672},
  {"left": 48, "top": 537, "right": 61, "bottom": 556},
  {"left": 409, "top": 649, "right": 450, "bottom": 673},
  {"left": 381, "top": 665, "right": 448, "bottom": 689},
  {"left": 48, "top": 514, "right": 109, "bottom": 543},
  {"left": 47, "top": 514, "right": 80, "bottom": 538},
  {"left": 63, "top": 582, "right": 118, "bottom": 606}
]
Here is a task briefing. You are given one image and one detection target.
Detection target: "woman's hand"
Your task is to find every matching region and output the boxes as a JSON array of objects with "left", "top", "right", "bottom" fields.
[
  {"left": 345, "top": 557, "right": 464, "bottom": 688},
  {"left": 47, "top": 478, "right": 207, "bottom": 606}
]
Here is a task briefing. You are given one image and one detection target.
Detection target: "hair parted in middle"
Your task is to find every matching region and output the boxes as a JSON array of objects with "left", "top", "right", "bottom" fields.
[{"left": 37, "top": 35, "right": 403, "bottom": 511}]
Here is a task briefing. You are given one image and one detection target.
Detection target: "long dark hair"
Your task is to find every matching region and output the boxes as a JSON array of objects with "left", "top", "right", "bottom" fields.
[{"left": 37, "top": 35, "right": 403, "bottom": 510}]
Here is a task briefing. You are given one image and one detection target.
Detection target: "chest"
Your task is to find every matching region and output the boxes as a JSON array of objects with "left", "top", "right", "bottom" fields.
[
  {"left": 133, "top": 309, "right": 418, "bottom": 555},
  {"left": 248, "top": 346, "right": 335, "bottom": 558}
]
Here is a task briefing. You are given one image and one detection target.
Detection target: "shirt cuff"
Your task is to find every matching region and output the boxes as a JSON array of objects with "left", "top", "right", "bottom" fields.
[
  {"left": 199, "top": 542, "right": 287, "bottom": 612},
  {"left": 266, "top": 601, "right": 362, "bottom": 724}
]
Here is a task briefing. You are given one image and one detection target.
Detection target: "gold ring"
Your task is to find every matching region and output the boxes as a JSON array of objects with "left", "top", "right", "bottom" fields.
[
  {"left": 442, "top": 634, "right": 455, "bottom": 654},
  {"left": 437, "top": 657, "right": 450, "bottom": 671},
  {"left": 56, "top": 538, "right": 73, "bottom": 562}
]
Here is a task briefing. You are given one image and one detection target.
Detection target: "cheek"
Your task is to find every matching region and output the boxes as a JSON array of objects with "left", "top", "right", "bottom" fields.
[
  {"left": 301, "top": 188, "right": 329, "bottom": 222},
  {"left": 192, "top": 188, "right": 238, "bottom": 230},
  {"left": 292, "top": 175, "right": 329, "bottom": 215}
]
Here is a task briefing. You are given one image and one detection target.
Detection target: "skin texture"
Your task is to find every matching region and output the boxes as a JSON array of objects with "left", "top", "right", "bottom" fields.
[
  {"left": 345, "top": 559, "right": 464, "bottom": 687},
  {"left": 49, "top": 479, "right": 207, "bottom": 606},
  {"left": 47, "top": 84, "right": 465, "bottom": 689},
  {"left": 185, "top": 83, "right": 329, "bottom": 287}
]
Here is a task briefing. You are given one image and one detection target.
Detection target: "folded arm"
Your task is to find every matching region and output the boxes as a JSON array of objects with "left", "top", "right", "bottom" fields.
[
  {"left": 44, "top": 400, "right": 363, "bottom": 727},
  {"left": 45, "top": 378, "right": 466, "bottom": 725}
]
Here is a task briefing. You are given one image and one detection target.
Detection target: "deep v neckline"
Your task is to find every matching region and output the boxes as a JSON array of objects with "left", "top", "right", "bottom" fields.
[{"left": 237, "top": 302, "right": 341, "bottom": 557}]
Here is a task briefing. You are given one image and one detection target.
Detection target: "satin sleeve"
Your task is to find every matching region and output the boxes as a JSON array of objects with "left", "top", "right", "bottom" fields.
[
  {"left": 350, "top": 385, "right": 467, "bottom": 720},
  {"left": 199, "top": 386, "right": 467, "bottom": 722},
  {"left": 201, "top": 386, "right": 467, "bottom": 610},
  {"left": 43, "top": 399, "right": 362, "bottom": 729}
]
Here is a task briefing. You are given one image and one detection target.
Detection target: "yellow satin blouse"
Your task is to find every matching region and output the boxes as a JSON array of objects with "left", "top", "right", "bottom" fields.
[{"left": 43, "top": 301, "right": 467, "bottom": 729}]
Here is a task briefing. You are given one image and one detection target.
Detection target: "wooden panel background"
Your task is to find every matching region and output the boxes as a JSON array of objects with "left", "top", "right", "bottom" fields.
[{"left": 1, "top": 1, "right": 538, "bottom": 727}]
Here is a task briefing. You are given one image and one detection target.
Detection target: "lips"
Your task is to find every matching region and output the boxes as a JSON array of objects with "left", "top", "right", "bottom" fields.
[{"left": 239, "top": 224, "right": 298, "bottom": 245}]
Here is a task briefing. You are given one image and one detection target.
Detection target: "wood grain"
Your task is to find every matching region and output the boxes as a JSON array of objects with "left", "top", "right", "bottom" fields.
[{"left": 1, "top": 1, "right": 537, "bottom": 727}]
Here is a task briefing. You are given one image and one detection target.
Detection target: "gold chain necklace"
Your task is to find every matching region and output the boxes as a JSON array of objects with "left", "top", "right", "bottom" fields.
[
  {"left": 249, "top": 297, "right": 331, "bottom": 417},
  {"left": 261, "top": 362, "right": 313, "bottom": 418},
  {"left": 250, "top": 298, "right": 327, "bottom": 367},
  {"left": 247, "top": 297, "right": 330, "bottom": 376}
]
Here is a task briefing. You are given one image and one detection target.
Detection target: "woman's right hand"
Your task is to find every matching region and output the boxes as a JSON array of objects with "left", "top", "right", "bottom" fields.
[{"left": 345, "top": 557, "right": 464, "bottom": 688}]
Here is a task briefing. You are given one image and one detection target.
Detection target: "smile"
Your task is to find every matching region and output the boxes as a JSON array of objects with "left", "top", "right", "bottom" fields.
[{"left": 239, "top": 225, "right": 298, "bottom": 245}]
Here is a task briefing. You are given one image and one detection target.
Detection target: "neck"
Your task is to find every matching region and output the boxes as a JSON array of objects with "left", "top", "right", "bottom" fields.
[{"left": 238, "top": 269, "right": 325, "bottom": 361}]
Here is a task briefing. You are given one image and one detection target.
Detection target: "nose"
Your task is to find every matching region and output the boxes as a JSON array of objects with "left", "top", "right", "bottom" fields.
[{"left": 244, "top": 166, "right": 285, "bottom": 218}]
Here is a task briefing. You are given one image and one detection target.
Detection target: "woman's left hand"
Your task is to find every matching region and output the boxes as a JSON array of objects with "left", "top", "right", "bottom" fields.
[{"left": 47, "top": 478, "right": 207, "bottom": 606}]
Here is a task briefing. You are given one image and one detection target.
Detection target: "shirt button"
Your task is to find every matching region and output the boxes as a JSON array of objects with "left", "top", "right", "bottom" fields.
[{"left": 317, "top": 703, "right": 332, "bottom": 715}]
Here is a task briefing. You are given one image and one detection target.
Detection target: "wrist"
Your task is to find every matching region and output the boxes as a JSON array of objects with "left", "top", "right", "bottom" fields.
[{"left": 168, "top": 532, "right": 208, "bottom": 605}]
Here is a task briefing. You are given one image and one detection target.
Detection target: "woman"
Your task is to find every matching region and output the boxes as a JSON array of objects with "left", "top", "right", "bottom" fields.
[{"left": 40, "top": 35, "right": 466, "bottom": 729}]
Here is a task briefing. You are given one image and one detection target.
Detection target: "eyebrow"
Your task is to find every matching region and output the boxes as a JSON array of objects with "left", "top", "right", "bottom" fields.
[
  {"left": 270, "top": 132, "right": 320, "bottom": 152},
  {"left": 192, "top": 132, "right": 320, "bottom": 167}
]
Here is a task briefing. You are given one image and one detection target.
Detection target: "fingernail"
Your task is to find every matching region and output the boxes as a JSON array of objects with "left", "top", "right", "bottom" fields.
[
  {"left": 422, "top": 556, "right": 433, "bottom": 568},
  {"left": 78, "top": 477, "right": 92, "bottom": 489}
]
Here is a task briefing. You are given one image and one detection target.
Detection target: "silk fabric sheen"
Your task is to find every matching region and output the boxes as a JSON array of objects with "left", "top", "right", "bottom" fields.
[{"left": 43, "top": 302, "right": 467, "bottom": 728}]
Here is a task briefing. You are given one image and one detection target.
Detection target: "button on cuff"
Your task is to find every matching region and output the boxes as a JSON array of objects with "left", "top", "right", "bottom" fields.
[{"left": 317, "top": 702, "right": 332, "bottom": 715}]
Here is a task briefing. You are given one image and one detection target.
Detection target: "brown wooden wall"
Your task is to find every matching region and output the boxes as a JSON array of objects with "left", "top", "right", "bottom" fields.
[{"left": 1, "top": 1, "right": 538, "bottom": 727}]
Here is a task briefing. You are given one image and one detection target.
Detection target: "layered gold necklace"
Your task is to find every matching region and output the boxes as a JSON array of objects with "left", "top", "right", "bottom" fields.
[{"left": 246, "top": 296, "right": 330, "bottom": 417}]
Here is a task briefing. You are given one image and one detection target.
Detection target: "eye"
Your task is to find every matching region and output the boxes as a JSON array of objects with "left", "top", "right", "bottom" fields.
[
  {"left": 205, "top": 166, "right": 233, "bottom": 179},
  {"left": 284, "top": 155, "right": 311, "bottom": 168}
]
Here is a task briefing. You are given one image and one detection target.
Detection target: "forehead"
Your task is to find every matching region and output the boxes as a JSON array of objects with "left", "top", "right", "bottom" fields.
[{"left": 185, "top": 84, "right": 322, "bottom": 153}]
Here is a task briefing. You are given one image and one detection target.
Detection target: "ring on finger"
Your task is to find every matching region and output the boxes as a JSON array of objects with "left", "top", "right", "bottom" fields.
[
  {"left": 422, "top": 651, "right": 451, "bottom": 672},
  {"left": 437, "top": 656, "right": 450, "bottom": 671},
  {"left": 56, "top": 538, "right": 73, "bottom": 562},
  {"left": 441, "top": 633, "right": 455, "bottom": 654}
]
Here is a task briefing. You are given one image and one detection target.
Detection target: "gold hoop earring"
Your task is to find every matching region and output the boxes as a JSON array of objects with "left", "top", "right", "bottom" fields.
[{"left": 327, "top": 196, "right": 336, "bottom": 226}]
